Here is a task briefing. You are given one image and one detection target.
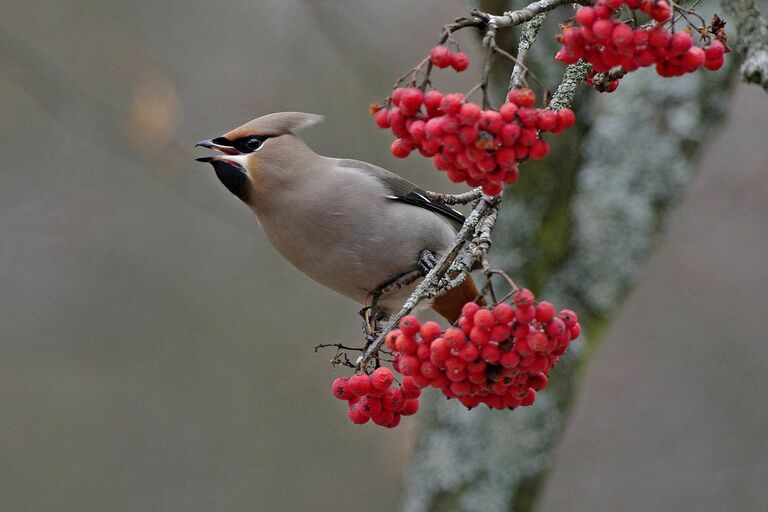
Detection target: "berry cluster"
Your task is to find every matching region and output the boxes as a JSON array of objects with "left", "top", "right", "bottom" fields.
[
  {"left": 387, "top": 290, "right": 581, "bottom": 410},
  {"left": 556, "top": 0, "right": 726, "bottom": 90},
  {"left": 332, "top": 367, "right": 420, "bottom": 428},
  {"left": 374, "top": 84, "right": 575, "bottom": 196}
]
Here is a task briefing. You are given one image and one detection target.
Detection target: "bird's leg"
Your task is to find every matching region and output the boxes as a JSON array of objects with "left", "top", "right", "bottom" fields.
[
  {"left": 418, "top": 249, "right": 438, "bottom": 277},
  {"left": 359, "top": 296, "right": 385, "bottom": 347}
]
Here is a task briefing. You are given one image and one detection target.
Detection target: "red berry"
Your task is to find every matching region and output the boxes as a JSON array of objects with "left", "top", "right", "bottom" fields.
[
  {"left": 420, "top": 321, "right": 442, "bottom": 341},
  {"left": 424, "top": 90, "right": 444, "bottom": 114},
  {"left": 648, "top": 27, "right": 670, "bottom": 48},
  {"left": 462, "top": 301, "right": 481, "bottom": 318},
  {"left": 382, "top": 387, "right": 404, "bottom": 412},
  {"left": 444, "top": 327, "right": 467, "bottom": 350},
  {"left": 459, "top": 342, "right": 480, "bottom": 362},
  {"left": 459, "top": 102, "right": 482, "bottom": 125},
  {"left": 401, "top": 398, "right": 420, "bottom": 416},
  {"left": 507, "top": 88, "right": 536, "bottom": 107},
  {"left": 349, "top": 374, "right": 371, "bottom": 396},
  {"left": 556, "top": 108, "right": 576, "bottom": 130},
  {"left": 514, "top": 288, "right": 535, "bottom": 307},
  {"left": 575, "top": 6, "right": 596, "bottom": 27},
  {"left": 332, "top": 377, "right": 353, "bottom": 400},
  {"left": 399, "top": 87, "right": 424, "bottom": 113},
  {"left": 451, "top": 52, "right": 469, "bottom": 72},
  {"left": 481, "top": 344, "right": 501, "bottom": 364},
  {"left": 398, "top": 355, "right": 421, "bottom": 376},
  {"left": 704, "top": 56, "right": 724, "bottom": 71},
  {"left": 395, "top": 333, "right": 418, "bottom": 354},
  {"left": 478, "top": 110, "right": 503, "bottom": 133},
  {"left": 535, "top": 301, "right": 555, "bottom": 323},
  {"left": 430, "top": 45, "right": 453, "bottom": 68},
  {"left": 496, "top": 147, "right": 517, "bottom": 170},
  {"left": 499, "top": 102, "right": 518, "bottom": 121},
  {"left": 374, "top": 108, "right": 390, "bottom": 129},
  {"left": 399, "top": 315, "right": 421, "bottom": 336},
  {"left": 529, "top": 139, "right": 550, "bottom": 160},
  {"left": 391, "top": 139, "right": 412, "bottom": 158},
  {"left": 360, "top": 395, "right": 383, "bottom": 417},
  {"left": 681, "top": 46, "right": 706, "bottom": 71},
  {"left": 372, "top": 409, "right": 395, "bottom": 426},
  {"left": 537, "top": 110, "right": 558, "bottom": 132},
  {"left": 704, "top": 40, "right": 725, "bottom": 61},
  {"left": 474, "top": 308, "right": 495, "bottom": 330},
  {"left": 670, "top": 32, "right": 693, "bottom": 56},
  {"left": 430, "top": 337, "right": 451, "bottom": 361},
  {"left": 348, "top": 404, "right": 370, "bottom": 424},
  {"left": 493, "top": 303, "right": 515, "bottom": 323},
  {"left": 650, "top": 1, "right": 672, "bottom": 22},
  {"left": 592, "top": 19, "right": 614, "bottom": 42},
  {"left": 500, "top": 350, "right": 521, "bottom": 369},
  {"left": 611, "top": 23, "right": 634, "bottom": 49},
  {"left": 441, "top": 93, "right": 464, "bottom": 115},
  {"left": 371, "top": 367, "right": 394, "bottom": 391},
  {"left": 386, "top": 413, "right": 402, "bottom": 428},
  {"left": 521, "top": 388, "right": 536, "bottom": 406}
]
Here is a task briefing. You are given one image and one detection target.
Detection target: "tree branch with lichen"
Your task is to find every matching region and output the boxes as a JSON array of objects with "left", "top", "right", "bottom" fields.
[{"left": 722, "top": 0, "right": 768, "bottom": 91}]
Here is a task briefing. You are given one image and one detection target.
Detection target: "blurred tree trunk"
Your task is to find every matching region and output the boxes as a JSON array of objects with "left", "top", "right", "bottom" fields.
[{"left": 400, "top": 2, "right": 738, "bottom": 511}]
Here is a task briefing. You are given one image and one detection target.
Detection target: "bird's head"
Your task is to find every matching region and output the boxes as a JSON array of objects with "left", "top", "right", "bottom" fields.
[{"left": 195, "top": 112, "right": 323, "bottom": 204}]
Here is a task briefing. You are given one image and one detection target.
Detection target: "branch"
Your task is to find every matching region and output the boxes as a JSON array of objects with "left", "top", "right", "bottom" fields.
[
  {"left": 722, "top": 0, "right": 768, "bottom": 91},
  {"left": 473, "top": 0, "right": 591, "bottom": 28},
  {"left": 549, "top": 60, "right": 592, "bottom": 110},
  {"left": 509, "top": 14, "right": 547, "bottom": 91},
  {"left": 424, "top": 188, "right": 483, "bottom": 205}
]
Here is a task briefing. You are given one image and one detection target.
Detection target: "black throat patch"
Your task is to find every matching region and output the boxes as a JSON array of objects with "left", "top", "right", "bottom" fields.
[{"left": 211, "top": 160, "right": 251, "bottom": 203}]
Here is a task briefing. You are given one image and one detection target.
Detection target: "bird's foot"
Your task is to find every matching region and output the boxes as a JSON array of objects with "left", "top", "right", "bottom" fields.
[
  {"left": 359, "top": 306, "right": 385, "bottom": 339},
  {"left": 418, "top": 249, "right": 438, "bottom": 277}
]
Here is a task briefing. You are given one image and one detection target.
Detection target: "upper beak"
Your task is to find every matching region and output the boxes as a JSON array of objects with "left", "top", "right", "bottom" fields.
[{"left": 195, "top": 139, "right": 241, "bottom": 155}]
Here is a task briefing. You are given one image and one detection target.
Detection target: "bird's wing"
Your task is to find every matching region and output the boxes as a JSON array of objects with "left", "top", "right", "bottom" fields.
[{"left": 337, "top": 159, "right": 466, "bottom": 228}]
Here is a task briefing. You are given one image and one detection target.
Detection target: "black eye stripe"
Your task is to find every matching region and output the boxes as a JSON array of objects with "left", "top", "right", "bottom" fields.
[
  {"left": 233, "top": 135, "right": 270, "bottom": 154},
  {"left": 212, "top": 135, "right": 272, "bottom": 154}
]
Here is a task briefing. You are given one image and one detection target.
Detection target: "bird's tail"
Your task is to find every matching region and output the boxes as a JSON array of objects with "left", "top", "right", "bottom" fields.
[{"left": 431, "top": 276, "right": 484, "bottom": 323}]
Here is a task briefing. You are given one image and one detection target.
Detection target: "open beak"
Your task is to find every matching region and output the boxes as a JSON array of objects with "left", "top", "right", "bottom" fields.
[{"left": 195, "top": 139, "right": 241, "bottom": 155}]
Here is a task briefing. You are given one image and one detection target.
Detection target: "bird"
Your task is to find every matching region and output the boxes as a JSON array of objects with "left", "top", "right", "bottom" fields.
[{"left": 195, "top": 112, "right": 480, "bottom": 323}]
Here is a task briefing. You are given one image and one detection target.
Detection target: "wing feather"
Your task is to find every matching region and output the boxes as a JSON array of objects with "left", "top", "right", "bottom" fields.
[{"left": 337, "top": 159, "right": 466, "bottom": 227}]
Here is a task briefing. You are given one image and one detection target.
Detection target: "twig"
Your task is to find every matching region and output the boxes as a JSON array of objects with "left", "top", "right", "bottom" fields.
[
  {"left": 424, "top": 188, "right": 483, "bottom": 205},
  {"left": 590, "top": 67, "right": 628, "bottom": 92}
]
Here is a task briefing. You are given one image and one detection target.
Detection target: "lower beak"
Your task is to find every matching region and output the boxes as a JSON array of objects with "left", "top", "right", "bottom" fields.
[{"left": 195, "top": 154, "right": 247, "bottom": 170}]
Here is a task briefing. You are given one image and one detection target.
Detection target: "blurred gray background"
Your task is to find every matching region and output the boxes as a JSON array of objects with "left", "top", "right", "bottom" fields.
[{"left": 1, "top": 1, "right": 766, "bottom": 511}]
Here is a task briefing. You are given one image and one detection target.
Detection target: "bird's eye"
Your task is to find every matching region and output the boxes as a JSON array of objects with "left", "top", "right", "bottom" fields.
[{"left": 246, "top": 137, "right": 263, "bottom": 151}]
